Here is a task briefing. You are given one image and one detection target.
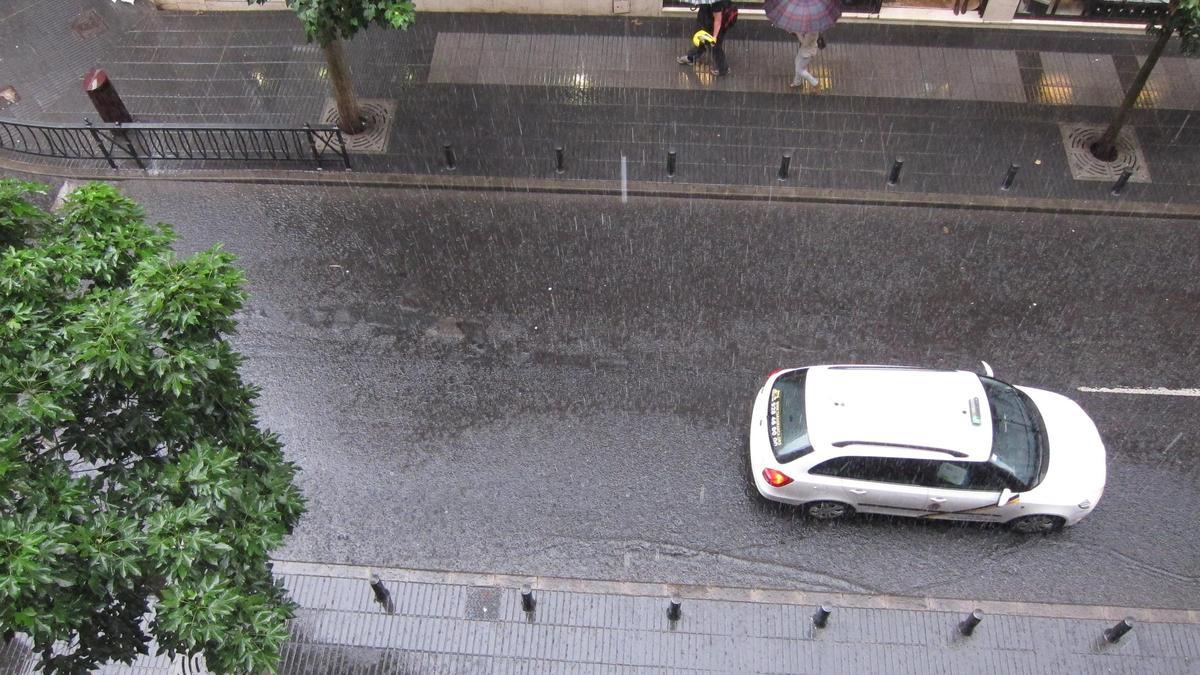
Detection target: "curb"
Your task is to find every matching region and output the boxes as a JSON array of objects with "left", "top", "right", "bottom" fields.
[
  {"left": 272, "top": 559, "right": 1200, "bottom": 625},
  {"left": 4, "top": 155, "right": 1199, "bottom": 220}
]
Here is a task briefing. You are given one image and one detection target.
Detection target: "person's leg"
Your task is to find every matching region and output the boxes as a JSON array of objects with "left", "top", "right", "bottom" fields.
[
  {"left": 791, "top": 32, "right": 820, "bottom": 86},
  {"left": 705, "top": 42, "right": 724, "bottom": 74},
  {"left": 679, "top": 44, "right": 703, "bottom": 64},
  {"left": 710, "top": 4, "right": 732, "bottom": 75},
  {"left": 679, "top": 5, "right": 715, "bottom": 64}
]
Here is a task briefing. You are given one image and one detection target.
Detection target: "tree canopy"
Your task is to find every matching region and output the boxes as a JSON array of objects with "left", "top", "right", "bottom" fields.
[
  {"left": 1156, "top": 0, "right": 1199, "bottom": 53},
  {"left": 0, "top": 181, "right": 305, "bottom": 674},
  {"left": 255, "top": 0, "right": 417, "bottom": 45}
]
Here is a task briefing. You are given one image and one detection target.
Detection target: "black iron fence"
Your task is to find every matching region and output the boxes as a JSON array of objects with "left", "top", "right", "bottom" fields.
[{"left": 0, "top": 119, "right": 351, "bottom": 170}]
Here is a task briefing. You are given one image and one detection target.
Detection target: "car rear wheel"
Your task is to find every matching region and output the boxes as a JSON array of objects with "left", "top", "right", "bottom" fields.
[
  {"left": 805, "top": 501, "right": 853, "bottom": 521},
  {"left": 1008, "top": 514, "right": 1065, "bottom": 534}
]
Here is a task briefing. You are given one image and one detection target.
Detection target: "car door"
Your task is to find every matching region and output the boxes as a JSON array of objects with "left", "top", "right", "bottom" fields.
[
  {"left": 808, "top": 456, "right": 933, "bottom": 517},
  {"left": 920, "top": 460, "right": 1008, "bottom": 522}
]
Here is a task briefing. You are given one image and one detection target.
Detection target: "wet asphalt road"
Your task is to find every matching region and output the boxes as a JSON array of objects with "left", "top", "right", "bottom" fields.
[{"left": 116, "top": 180, "right": 1200, "bottom": 610}]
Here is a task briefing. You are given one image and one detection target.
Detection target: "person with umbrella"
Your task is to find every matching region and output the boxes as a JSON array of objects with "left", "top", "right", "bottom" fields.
[
  {"left": 676, "top": 0, "right": 739, "bottom": 77},
  {"left": 763, "top": 0, "right": 841, "bottom": 89}
]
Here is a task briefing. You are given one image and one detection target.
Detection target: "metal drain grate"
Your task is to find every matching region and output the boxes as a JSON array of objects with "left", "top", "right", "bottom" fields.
[
  {"left": 1059, "top": 124, "right": 1150, "bottom": 183},
  {"left": 463, "top": 587, "right": 502, "bottom": 621},
  {"left": 70, "top": 9, "right": 107, "bottom": 39},
  {"left": 320, "top": 99, "right": 396, "bottom": 154}
]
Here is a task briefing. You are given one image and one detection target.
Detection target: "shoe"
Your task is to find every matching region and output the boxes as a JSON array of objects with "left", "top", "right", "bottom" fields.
[
  {"left": 710, "top": 67, "right": 728, "bottom": 76},
  {"left": 677, "top": 55, "right": 693, "bottom": 65}
]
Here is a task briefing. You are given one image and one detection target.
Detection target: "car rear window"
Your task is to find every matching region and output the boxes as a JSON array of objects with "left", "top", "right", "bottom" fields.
[{"left": 767, "top": 369, "right": 812, "bottom": 463}]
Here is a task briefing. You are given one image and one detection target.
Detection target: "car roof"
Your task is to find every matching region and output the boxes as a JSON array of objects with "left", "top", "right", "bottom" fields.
[{"left": 803, "top": 365, "right": 993, "bottom": 463}]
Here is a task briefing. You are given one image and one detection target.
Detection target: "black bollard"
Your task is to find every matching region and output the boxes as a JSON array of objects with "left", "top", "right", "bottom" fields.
[
  {"left": 1001, "top": 163, "right": 1019, "bottom": 191},
  {"left": 521, "top": 584, "right": 536, "bottom": 613},
  {"left": 1110, "top": 169, "right": 1133, "bottom": 196},
  {"left": 667, "top": 149, "right": 677, "bottom": 178},
  {"left": 778, "top": 153, "right": 791, "bottom": 181},
  {"left": 812, "top": 605, "right": 832, "bottom": 628},
  {"left": 369, "top": 574, "right": 395, "bottom": 614},
  {"left": 443, "top": 143, "right": 457, "bottom": 171},
  {"left": 958, "top": 609, "right": 984, "bottom": 636},
  {"left": 887, "top": 159, "right": 904, "bottom": 186},
  {"left": 555, "top": 146, "right": 565, "bottom": 174},
  {"left": 1103, "top": 618, "right": 1134, "bottom": 643},
  {"left": 82, "top": 69, "right": 133, "bottom": 124},
  {"left": 667, "top": 596, "right": 682, "bottom": 622}
]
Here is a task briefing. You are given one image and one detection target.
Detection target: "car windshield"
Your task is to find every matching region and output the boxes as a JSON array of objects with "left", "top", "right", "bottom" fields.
[
  {"left": 767, "top": 369, "right": 812, "bottom": 463},
  {"left": 980, "top": 377, "right": 1046, "bottom": 490}
]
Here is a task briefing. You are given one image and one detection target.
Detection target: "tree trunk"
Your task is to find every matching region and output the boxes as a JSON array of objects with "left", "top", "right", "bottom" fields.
[
  {"left": 1090, "top": 14, "right": 1175, "bottom": 161},
  {"left": 322, "top": 40, "right": 365, "bottom": 135}
]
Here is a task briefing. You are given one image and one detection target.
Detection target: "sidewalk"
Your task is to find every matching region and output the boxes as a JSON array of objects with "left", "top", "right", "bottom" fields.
[
  {"left": 0, "top": 0, "right": 1197, "bottom": 207},
  {"left": 3, "top": 560, "right": 1198, "bottom": 674}
]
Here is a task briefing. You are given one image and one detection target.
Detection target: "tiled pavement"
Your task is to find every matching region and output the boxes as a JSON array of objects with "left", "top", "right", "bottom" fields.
[
  {"left": 3, "top": 561, "right": 1199, "bottom": 674},
  {"left": 426, "top": 32, "right": 1199, "bottom": 109},
  {"left": 0, "top": 0, "right": 1198, "bottom": 206}
]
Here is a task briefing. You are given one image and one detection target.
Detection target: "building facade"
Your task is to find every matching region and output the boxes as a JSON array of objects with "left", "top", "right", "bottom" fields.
[{"left": 153, "top": 0, "right": 1166, "bottom": 28}]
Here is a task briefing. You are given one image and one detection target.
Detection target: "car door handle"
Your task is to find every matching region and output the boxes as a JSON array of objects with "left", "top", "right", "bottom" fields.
[
  {"left": 849, "top": 489, "right": 868, "bottom": 495},
  {"left": 929, "top": 497, "right": 947, "bottom": 503}
]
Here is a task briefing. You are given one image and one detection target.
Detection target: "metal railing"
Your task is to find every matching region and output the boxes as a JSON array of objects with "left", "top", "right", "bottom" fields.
[{"left": 0, "top": 119, "right": 351, "bottom": 170}]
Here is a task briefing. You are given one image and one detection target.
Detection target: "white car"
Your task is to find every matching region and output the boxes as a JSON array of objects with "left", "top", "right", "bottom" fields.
[{"left": 748, "top": 364, "right": 1106, "bottom": 533}]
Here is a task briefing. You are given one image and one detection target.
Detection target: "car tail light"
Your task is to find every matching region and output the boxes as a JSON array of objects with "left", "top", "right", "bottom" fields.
[{"left": 762, "top": 468, "right": 794, "bottom": 487}]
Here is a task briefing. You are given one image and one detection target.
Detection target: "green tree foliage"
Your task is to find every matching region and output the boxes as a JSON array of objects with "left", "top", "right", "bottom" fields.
[
  {"left": 250, "top": 0, "right": 417, "bottom": 133},
  {"left": 258, "top": 0, "right": 416, "bottom": 46},
  {"left": 0, "top": 181, "right": 305, "bottom": 674},
  {"left": 1156, "top": 0, "right": 1199, "bottom": 54}
]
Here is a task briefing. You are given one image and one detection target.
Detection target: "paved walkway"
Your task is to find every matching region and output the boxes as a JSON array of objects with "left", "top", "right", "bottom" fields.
[
  {"left": 3, "top": 560, "right": 1198, "bottom": 674},
  {"left": 427, "top": 31, "right": 1200, "bottom": 109},
  {"left": 0, "top": 0, "right": 1198, "bottom": 207}
]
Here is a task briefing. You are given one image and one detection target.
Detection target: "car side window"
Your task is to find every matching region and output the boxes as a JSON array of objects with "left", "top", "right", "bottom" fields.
[
  {"left": 813, "top": 457, "right": 1011, "bottom": 491},
  {"left": 810, "top": 457, "right": 853, "bottom": 478},
  {"left": 865, "top": 458, "right": 927, "bottom": 485},
  {"left": 924, "top": 461, "right": 1009, "bottom": 491},
  {"left": 810, "top": 457, "right": 927, "bottom": 486}
]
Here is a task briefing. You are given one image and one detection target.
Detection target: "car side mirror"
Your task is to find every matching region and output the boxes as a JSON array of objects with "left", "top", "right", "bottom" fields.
[
  {"left": 997, "top": 487, "right": 1014, "bottom": 507},
  {"left": 980, "top": 360, "right": 994, "bottom": 377}
]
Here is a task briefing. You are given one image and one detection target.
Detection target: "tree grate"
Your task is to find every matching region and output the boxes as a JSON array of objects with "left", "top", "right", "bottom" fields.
[
  {"left": 321, "top": 99, "right": 395, "bottom": 154},
  {"left": 1059, "top": 123, "right": 1150, "bottom": 183}
]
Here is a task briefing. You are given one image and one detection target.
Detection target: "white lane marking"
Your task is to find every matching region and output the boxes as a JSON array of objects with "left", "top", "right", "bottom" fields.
[
  {"left": 1078, "top": 386, "right": 1200, "bottom": 397},
  {"left": 620, "top": 154, "right": 628, "bottom": 204}
]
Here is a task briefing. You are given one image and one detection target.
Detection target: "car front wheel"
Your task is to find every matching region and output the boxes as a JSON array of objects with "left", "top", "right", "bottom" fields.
[
  {"left": 1008, "top": 514, "right": 1065, "bottom": 534},
  {"left": 805, "top": 501, "right": 854, "bottom": 521}
]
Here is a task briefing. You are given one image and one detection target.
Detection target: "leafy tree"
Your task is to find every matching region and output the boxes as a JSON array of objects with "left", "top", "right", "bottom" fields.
[
  {"left": 0, "top": 181, "right": 305, "bottom": 674},
  {"left": 1092, "top": 0, "right": 1200, "bottom": 160},
  {"left": 252, "top": 0, "right": 417, "bottom": 134}
]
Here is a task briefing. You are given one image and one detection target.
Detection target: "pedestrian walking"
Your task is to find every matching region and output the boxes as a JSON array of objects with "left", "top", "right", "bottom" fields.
[
  {"left": 676, "top": 0, "right": 739, "bottom": 77},
  {"left": 763, "top": 0, "right": 840, "bottom": 90},
  {"left": 791, "top": 32, "right": 822, "bottom": 88}
]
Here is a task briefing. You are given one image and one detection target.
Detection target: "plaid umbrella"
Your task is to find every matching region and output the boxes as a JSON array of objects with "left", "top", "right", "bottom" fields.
[{"left": 763, "top": 0, "right": 841, "bottom": 34}]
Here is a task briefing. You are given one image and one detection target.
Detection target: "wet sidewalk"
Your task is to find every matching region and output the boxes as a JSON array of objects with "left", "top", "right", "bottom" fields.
[
  {"left": 0, "top": 0, "right": 1198, "bottom": 206},
  {"left": 4, "top": 560, "right": 1199, "bottom": 674}
]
